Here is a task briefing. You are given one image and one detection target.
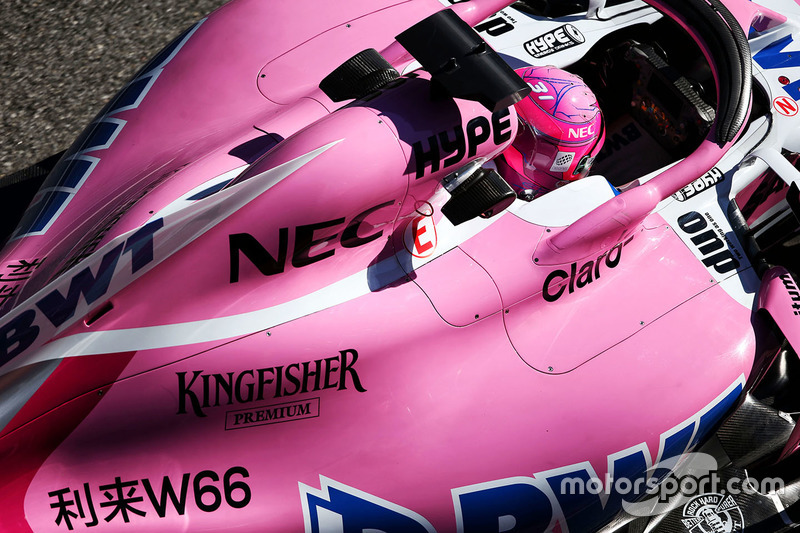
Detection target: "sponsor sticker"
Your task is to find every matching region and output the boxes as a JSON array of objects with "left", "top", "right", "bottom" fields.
[
  {"left": 299, "top": 379, "right": 752, "bottom": 533},
  {"left": 673, "top": 168, "right": 724, "bottom": 202},
  {"left": 226, "top": 398, "right": 320, "bottom": 430},
  {"left": 681, "top": 493, "right": 744, "bottom": 533},
  {"left": 779, "top": 273, "right": 800, "bottom": 316},
  {"left": 524, "top": 24, "right": 585, "bottom": 59},
  {"left": 0, "top": 257, "right": 45, "bottom": 311},
  {"left": 48, "top": 466, "right": 251, "bottom": 528},
  {"left": 410, "top": 108, "right": 513, "bottom": 179},
  {"left": 403, "top": 215, "right": 437, "bottom": 258},
  {"left": 541, "top": 235, "right": 634, "bottom": 302},
  {"left": 229, "top": 201, "right": 396, "bottom": 283},
  {"left": 549, "top": 152, "right": 575, "bottom": 173},
  {"left": 176, "top": 349, "right": 367, "bottom": 422},
  {"left": 677, "top": 211, "right": 742, "bottom": 275},
  {"left": 774, "top": 95, "right": 799, "bottom": 117}
]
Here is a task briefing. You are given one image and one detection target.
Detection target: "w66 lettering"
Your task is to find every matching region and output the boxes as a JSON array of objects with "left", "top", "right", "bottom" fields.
[{"left": 48, "top": 466, "right": 251, "bottom": 529}]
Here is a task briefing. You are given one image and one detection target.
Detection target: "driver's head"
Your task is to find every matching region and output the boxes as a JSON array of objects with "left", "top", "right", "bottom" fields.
[{"left": 501, "top": 65, "right": 604, "bottom": 198}]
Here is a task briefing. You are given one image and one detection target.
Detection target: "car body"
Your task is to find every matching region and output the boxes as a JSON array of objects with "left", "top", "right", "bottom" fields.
[{"left": 1, "top": 0, "right": 800, "bottom": 531}]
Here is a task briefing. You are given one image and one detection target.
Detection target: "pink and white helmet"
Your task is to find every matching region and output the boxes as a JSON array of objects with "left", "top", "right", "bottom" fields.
[{"left": 499, "top": 65, "right": 604, "bottom": 198}]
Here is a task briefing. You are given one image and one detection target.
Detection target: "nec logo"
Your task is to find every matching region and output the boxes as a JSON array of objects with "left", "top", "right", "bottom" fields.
[
  {"left": 568, "top": 125, "right": 595, "bottom": 139},
  {"left": 677, "top": 212, "right": 740, "bottom": 274},
  {"left": 229, "top": 201, "right": 396, "bottom": 282}
]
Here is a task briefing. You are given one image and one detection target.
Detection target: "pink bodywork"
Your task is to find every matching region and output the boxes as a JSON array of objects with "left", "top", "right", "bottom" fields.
[{"left": 0, "top": 0, "right": 772, "bottom": 531}]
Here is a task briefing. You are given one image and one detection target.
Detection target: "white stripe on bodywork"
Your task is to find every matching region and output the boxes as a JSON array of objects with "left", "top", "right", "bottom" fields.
[
  {"left": 1, "top": 159, "right": 634, "bottom": 376},
  {"left": 0, "top": 196, "right": 509, "bottom": 376},
  {"left": 0, "top": 141, "right": 342, "bottom": 378},
  {"left": 21, "top": 255, "right": 403, "bottom": 365},
  {"left": 150, "top": 164, "right": 248, "bottom": 220},
  {"left": 1, "top": 211, "right": 504, "bottom": 373}
]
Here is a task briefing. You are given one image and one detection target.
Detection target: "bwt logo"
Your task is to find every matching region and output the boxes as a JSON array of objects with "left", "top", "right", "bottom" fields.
[
  {"left": 0, "top": 219, "right": 164, "bottom": 366},
  {"left": 299, "top": 379, "right": 745, "bottom": 533}
]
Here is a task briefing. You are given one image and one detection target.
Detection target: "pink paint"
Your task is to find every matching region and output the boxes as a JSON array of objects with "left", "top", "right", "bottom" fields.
[{"left": 0, "top": 0, "right": 784, "bottom": 529}]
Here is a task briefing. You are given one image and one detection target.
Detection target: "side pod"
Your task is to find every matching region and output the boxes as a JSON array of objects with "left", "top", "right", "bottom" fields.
[{"left": 758, "top": 266, "right": 800, "bottom": 354}]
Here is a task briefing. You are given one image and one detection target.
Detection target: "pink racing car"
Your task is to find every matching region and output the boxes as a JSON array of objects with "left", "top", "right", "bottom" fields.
[{"left": 1, "top": 0, "right": 800, "bottom": 531}]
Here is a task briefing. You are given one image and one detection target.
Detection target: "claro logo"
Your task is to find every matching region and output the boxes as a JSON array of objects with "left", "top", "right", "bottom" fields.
[
  {"left": 677, "top": 211, "right": 740, "bottom": 274},
  {"left": 542, "top": 236, "right": 634, "bottom": 302}
]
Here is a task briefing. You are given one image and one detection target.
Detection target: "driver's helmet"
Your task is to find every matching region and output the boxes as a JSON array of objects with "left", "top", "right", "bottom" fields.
[{"left": 499, "top": 65, "right": 605, "bottom": 198}]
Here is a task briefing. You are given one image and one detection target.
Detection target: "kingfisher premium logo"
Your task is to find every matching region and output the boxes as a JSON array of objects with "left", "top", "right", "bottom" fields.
[
  {"left": 177, "top": 349, "right": 366, "bottom": 419},
  {"left": 226, "top": 398, "right": 320, "bottom": 430}
]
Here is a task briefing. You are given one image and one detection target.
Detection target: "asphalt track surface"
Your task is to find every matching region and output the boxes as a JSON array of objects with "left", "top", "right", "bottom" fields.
[{"left": 0, "top": 0, "right": 228, "bottom": 177}]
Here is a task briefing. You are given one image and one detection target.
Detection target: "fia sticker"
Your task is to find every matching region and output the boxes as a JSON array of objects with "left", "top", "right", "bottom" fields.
[
  {"left": 404, "top": 214, "right": 437, "bottom": 258},
  {"left": 774, "top": 95, "right": 799, "bottom": 117}
]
